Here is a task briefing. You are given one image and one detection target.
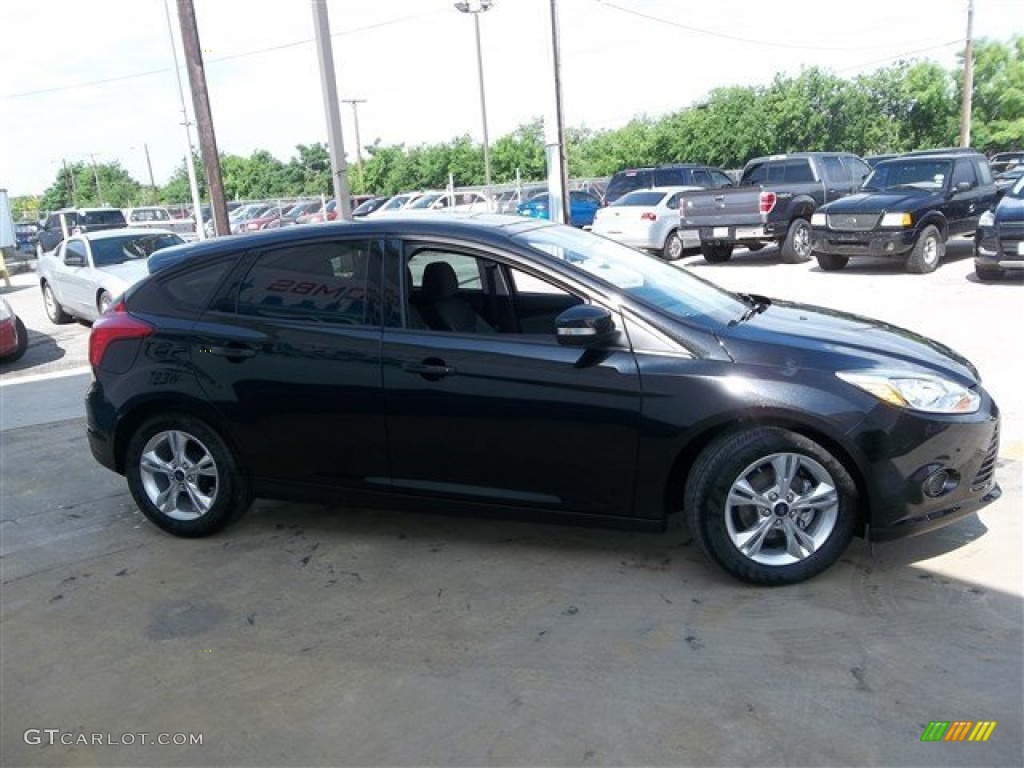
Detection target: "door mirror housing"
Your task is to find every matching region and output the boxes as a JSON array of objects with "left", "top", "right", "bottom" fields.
[
  {"left": 955, "top": 181, "right": 972, "bottom": 193},
  {"left": 555, "top": 305, "right": 617, "bottom": 348}
]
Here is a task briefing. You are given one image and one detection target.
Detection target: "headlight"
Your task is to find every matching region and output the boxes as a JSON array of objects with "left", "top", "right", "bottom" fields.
[
  {"left": 978, "top": 210, "right": 995, "bottom": 227},
  {"left": 811, "top": 212, "right": 827, "bottom": 226},
  {"left": 880, "top": 212, "right": 912, "bottom": 227},
  {"left": 837, "top": 371, "right": 980, "bottom": 414}
]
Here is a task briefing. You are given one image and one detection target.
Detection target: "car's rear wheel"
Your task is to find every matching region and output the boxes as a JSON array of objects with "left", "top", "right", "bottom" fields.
[
  {"left": 662, "top": 230, "right": 684, "bottom": 261},
  {"left": 906, "top": 225, "right": 944, "bottom": 274},
  {"left": 974, "top": 264, "right": 1003, "bottom": 282},
  {"left": 126, "top": 414, "right": 252, "bottom": 537},
  {"left": 684, "top": 427, "right": 858, "bottom": 585},
  {"left": 700, "top": 243, "right": 733, "bottom": 264},
  {"left": 42, "top": 282, "right": 72, "bottom": 324},
  {"left": 781, "top": 218, "right": 813, "bottom": 263},
  {"left": 816, "top": 252, "right": 849, "bottom": 271}
]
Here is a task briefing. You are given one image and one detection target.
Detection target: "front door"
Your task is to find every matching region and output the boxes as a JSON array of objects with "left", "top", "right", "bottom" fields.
[{"left": 380, "top": 239, "right": 643, "bottom": 518}]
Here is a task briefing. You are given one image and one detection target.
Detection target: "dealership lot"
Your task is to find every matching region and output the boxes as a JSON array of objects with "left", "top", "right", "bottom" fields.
[{"left": 2, "top": 237, "right": 1021, "bottom": 765}]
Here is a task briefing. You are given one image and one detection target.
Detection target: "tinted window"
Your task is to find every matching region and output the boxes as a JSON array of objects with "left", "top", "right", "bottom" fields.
[
  {"left": 691, "top": 169, "right": 711, "bottom": 187},
  {"left": 83, "top": 210, "right": 127, "bottom": 227},
  {"left": 653, "top": 168, "right": 684, "bottom": 186},
  {"left": 741, "top": 162, "right": 767, "bottom": 185},
  {"left": 864, "top": 160, "right": 953, "bottom": 191},
  {"left": 710, "top": 170, "right": 733, "bottom": 188},
  {"left": 976, "top": 160, "right": 993, "bottom": 186},
  {"left": 821, "top": 156, "right": 848, "bottom": 183},
  {"left": 237, "top": 240, "right": 379, "bottom": 326},
  {"left": 569, "top": 191, "right": 600, "bottom": 204},
  {"left": 162, "top": 260, "right": 234, "bottom": 314},
  {"left": 91, "top": 234, "right": 184, "bottom": 266},
  {"left": 783, "top": 159, "right": 815, "bottom": 182},
  {"left": 613, "top": 191, "right": 666, "bottom": 207},
  {"left": 842, "top": 156, "right": 872, "bottom": 183},
  {"left": 952, "top": 158, "right": 978, "bottom": 188},
  {"left": 65, "top": 240, "right": 88, "bottom": 263},
  {"left": 129, "top": 209, "right": 171, "bottom": 223},
  {"left": 606, "top": 170, "right": 653, "bottom": 201}
]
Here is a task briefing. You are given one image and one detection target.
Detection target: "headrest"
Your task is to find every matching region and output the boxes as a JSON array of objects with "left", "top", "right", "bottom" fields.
[{"left": 421, "top": 261, "right": 459, "bottom": 300}]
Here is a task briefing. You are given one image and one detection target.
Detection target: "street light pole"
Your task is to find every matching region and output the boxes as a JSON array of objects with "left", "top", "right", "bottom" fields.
[{"left": 454, "top": 1, "right": 493, "bottom": 200}]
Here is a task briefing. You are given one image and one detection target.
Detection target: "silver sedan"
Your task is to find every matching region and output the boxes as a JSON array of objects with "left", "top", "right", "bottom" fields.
[
  {"left": 591, "top": 185, "right": 701, "bottom": 260},
  {"left": 38, "top": 228, "right": 184, "bottom": 324}
]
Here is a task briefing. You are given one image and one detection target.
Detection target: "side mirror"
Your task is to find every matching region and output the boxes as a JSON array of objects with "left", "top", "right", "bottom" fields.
[
  {"left": 955, "top": 181, "right": 972, "bottom": 193},
  {"left": 555, "top": 304, "right": 616, "bottom": 348}
]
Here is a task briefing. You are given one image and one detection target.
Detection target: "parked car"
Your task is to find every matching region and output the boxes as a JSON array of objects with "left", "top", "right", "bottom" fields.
[
  {"left": 680, "top": 152, "right": 872, "bottom": 264},
  {"left": 592, "top": 186, "right": 701, "bottom": 259},
  {"left": 123, "top": 206, "right": 196, "bottom": 239},
  {"left": 85, "top": 215, "right": 1001, "bottom": 586},
  {"left": 810, "top": 148, "right": 997, "bottom": 273},
  {"left": 495, "top": 186, "right": 546, "bottom": 214},
  {"left": 975, "top": 172, "right": 1024, "bottom": 281},
  {"left": 297, "top": 199, "right": 338, "bottom": 224},
  {"left": 368, "top": 192, "right": 424, "bottom": 217},
  {"left": 36, "top": 208, "right": 128, "bottom": 256},
  {"left": 406, "top": 191, "right": 496, "bottom": 213},
  {"left": 240, "top": 204, "right": 297, "bottom": 233},
  {"left": 994, "top": 167, "right": 1024, "bottom": 198},
  {"left": 38, "top": 228, "right": 184, "bottom": 323},
  {"left": 277, "top": 200, "right": 322, "bottom": 226},
  {"left": 516, "top": 190, "right": 602, "bottom": 227},
  {"left": 989, "top": 150, "right": 1024, "bottom": 174},
  {"left": 0, "top": 297, "right": 28, "bottom": 362},
  {"left": 15, "top": 222, "right": 38, "bottom": 253},
  {"left": 604, "top": 164, "right": 733, "bottom": 206},
  {"left": 230, "top": 204, "right": 278, "bottom": 234},
  {"left": 353, "top": 196, "right": 390, "bottom": 217}
]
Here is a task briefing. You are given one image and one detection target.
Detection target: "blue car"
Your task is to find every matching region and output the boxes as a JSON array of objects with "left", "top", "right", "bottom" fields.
[{"left": 516, "top": 190, "right": 602, "bottom": 228}]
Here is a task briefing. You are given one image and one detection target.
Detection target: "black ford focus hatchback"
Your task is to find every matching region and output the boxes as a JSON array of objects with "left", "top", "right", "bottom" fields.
[{"left": 86, "top": 215, "right": 1001, "bottom": 585}]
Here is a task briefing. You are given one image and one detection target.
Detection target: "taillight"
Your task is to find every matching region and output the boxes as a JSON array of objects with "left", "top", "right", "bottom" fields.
[
  {"left": 759, "top": 191, "right": 777, "bottom": 215},
  {"left": 89, "top": 300, "right": 153, "bottom": 368},
  {"left": 641, "top": 212, "right": 657, "bottom": 221}
]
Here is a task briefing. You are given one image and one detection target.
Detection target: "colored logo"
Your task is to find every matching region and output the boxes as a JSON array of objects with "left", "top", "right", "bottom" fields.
[{"left": 921, "top": 721, "right": 997, "bottom": 742}]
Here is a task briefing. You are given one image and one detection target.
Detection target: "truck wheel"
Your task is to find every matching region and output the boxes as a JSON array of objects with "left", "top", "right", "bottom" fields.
[
  {"left": 700, "top": 243, "right": 733, "bottom": 264},
  {"left": 780, "top": 219, "right": 813, "bottom": 263},
  {"left": 816, "top": 253, "right": 849, "bottom": 271},
  {"left": 906, "top": 225, "right": 944, "bottom": 274}
]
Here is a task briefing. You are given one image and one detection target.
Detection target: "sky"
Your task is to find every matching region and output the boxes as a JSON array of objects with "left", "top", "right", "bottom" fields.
[{"left": 2, "top": 0, "right": 1022, "bottom": 198}]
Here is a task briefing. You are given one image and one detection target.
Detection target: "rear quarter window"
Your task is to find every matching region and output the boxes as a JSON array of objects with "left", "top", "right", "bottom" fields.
[{"left": 129, "top": 257, "right": 234, "bottom": 319}]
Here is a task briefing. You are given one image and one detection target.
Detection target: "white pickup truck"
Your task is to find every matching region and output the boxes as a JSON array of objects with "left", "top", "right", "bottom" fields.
[{"left": 123, "top": 206, "right": 196, "bottom": 240}]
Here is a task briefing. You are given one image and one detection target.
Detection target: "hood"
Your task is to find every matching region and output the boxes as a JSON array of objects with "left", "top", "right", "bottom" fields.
[
  {"left": 825, "top": 189, "right": 941, "bottom": 214},
  {"left": 995, "top": 193, "right": 1024, "bottom": 224},
  {"left": 100, "top": 260, "right": 150, "bottom": 286},
  {"left": 717, "top": 299, "right": 978, "bottom": 385}
]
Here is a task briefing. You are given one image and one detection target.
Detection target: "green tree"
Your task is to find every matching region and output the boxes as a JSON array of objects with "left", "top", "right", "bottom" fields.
[{"left": 39, "top": 161, "right": 142, "bottom": 211}]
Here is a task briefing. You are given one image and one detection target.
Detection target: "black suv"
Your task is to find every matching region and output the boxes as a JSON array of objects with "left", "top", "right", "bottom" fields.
[
  {"left": 36, "top": 208, "right": 127, "bottom": 256},
  {"left": 811, "top": 149, "right": 997, "bottom": 273},
  {"left": 604, "top": 164, "right": 733, "bottom": 205}
]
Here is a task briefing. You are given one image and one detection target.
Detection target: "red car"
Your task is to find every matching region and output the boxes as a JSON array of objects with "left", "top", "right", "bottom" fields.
[{"left": 0, "top": 297, "right": 28, "bottom": 362}]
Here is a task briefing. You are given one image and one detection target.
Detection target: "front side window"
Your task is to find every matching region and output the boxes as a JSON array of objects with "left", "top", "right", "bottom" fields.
[
  {"left": 236, "top": 240, "right": 380, "bottom": 326},
  {"left": 64, "top": 240, "right": 88, "bottom": 265},
  {"left": 951, "top": 158, "right": 978, "bottom": 189},
  {"left": 821, "top": 156, "right": 848, "bottom": 183}
]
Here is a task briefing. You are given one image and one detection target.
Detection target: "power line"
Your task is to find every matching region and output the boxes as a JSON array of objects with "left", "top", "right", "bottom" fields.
[
  {"left": 1, "top": 10, "right": 442, "bottom": 101},
  {"left": 591, "top": 0, "right": 960, "bottom": 53}
]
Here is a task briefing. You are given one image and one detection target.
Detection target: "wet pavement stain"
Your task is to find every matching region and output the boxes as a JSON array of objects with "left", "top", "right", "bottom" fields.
[{"left": 146, "top": 600, "right": 229, "bottom": 640}]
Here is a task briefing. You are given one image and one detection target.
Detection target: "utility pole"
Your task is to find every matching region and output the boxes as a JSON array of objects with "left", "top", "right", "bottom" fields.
[
  {"left": 163, "top": 0, "right": 205, "bottom": 239},
  {"left": 545, "top": 0, "right": 570, "bottom": 225},
  {"left": 143, "top": 143, "right": 158, "bottom": 203},
  {"left": 62, "top": 159, "right": 77, "bottom": 207},
  {"left": 176, "top": 0, "right": 230, "bottom": 237},
  {"left": 311, "top": 0, "right": 353, "bottom": 220},
  {"left": 342, "top": 98, "right": 367, "bottom": 192},
  {"left": 959, "top": 0, "right": 974, "bottom": 148},
  {"left": 88, "top": 153, "right": 106, "bottom": 206}
]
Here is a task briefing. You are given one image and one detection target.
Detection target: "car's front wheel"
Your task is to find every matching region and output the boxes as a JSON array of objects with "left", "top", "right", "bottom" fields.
[
  {"left": 685, "top": 427, "right": 858, "bottom": 585},
  {"left": 816, "top": 252, "right": 849, "bottom": 271},
  {"left": 125, "top": 414, "right": 252, "bottom": 537},
  {"left": 42, "top": 282, "right": 72, "bottom": 324},
  {"left": 906, "top": 225, "right": 945, "bottom": 274}
]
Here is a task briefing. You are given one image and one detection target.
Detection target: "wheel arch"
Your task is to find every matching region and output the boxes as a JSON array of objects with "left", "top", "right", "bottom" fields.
[
  {"left": 663, "top": 411, "right": 872, "bottom": 535},
  {"left": 789, "top": 198, "right": 817, "bottom": 223},
  {"left": 916, "top": 213, "right": 948, "bottom": 241}
]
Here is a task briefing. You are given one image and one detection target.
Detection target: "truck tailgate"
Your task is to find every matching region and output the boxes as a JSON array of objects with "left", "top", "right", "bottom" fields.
[{"left": 679, "top": 188, "right": 763, "bottom": 228}]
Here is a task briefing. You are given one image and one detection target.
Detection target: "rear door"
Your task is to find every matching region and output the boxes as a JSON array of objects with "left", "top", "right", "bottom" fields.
[
  {"left": 192, "top": 236, "right": 388, "bottom": 489},
  {"left": 381, "top": 238, "right": 643, "bottom": 518}
]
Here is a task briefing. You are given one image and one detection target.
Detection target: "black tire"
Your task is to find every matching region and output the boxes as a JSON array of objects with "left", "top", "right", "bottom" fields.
[
  {"left": 700, "top": 242, "right": 734, "bottom": 264},
  {"left": 780, "top": 218, "right": 813, "bottom": 263},
  {"left": 125, "top": 414, "right": 252, "bottom": 538},
  {"left": 1, "top": 317, "right": 28, "bottom": 362},
  {"left": 744, "top": 242, "right": 765, "bottom": 252},
  {"left": 974, "top": 264, "right": 1003, "bottom": 282},
  {"left": 906, "top": 225, "right": 944, "bottom": 274},
  {"left": 816, "top": 252, "right": 849, "bottom": 272},
  {"left": 97, "top": 290, "right": 113, "bottom": 315},
  {"left": 41, "top": 281, "right": 72, "bottom": 324},
  {"left": 662, "top": 230, "right": 684, "bottom": 261},
  {"left": 684, "top": 427, "right": 858, "bottom": 586}
]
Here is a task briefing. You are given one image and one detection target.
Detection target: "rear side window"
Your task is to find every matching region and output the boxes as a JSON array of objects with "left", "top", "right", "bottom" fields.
[
  {"left": 236, "top": 240, "right": 380, "bottom": 326},
  {"left": 653, "top": 168, "right": 684, "bottom": 186},
  {"left": 83, "top": 210, "right": 127, "bottom": 227},
  {"left": 782, "top": 160, "right": 815, "bottom": 182},
  {"left": 690, "top": 169, "right": 711, "bottom": 187},
  {"left": 130, "top": 258, "right": 234, "bottom": 319},
  {"left": 820, "top": 156, "right": 848, "bottom": 183},
  {"left": 606, "top": 170, "right": 653, "bottom": 201}
]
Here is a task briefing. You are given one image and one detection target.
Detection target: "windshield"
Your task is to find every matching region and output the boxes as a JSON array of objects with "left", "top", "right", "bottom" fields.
[
  {"left": 513, "top": 226, "right": 747, "bottom": 325},
  {"left": 862, "top": 159, "right": 953, "bottom": 192},
  {"left": 83, "top": 210, "right": 127, "bottom": 226},
  {"left": 91, "top": 234, "right": 184, "bottom": 267},
  {"left": 613, "top": 190, "right": 667, "bottom": 207},
  {"left": 408, "top": 194, "right": 443, "bottom": 209}
]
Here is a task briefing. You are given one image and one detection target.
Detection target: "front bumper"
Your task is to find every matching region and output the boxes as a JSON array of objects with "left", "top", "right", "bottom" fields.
[
  {"left": 854, "top": 395, "right": 1003, "bottom": 541},
  {"left": 812, "top": 227, "right": 917, "bottom": 258},
  {"left": 975, "top": 225, "right": 1024, "bottom": 271}
]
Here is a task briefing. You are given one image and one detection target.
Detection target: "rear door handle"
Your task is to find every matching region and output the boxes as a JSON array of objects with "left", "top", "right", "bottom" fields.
[
  {"left": 202, "top": 344, "right": 257, "bottom": 359},
  {"left": 403, "top": 359, "right": 455, "bottom": 380}
]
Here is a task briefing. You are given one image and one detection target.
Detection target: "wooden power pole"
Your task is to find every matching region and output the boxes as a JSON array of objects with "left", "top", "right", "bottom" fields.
[
  {"left": 959, "top": 0, "right": 974, "bottom": 148},
  {"left": 176, "top": 0, "right": 230, "bottom": 237}
]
